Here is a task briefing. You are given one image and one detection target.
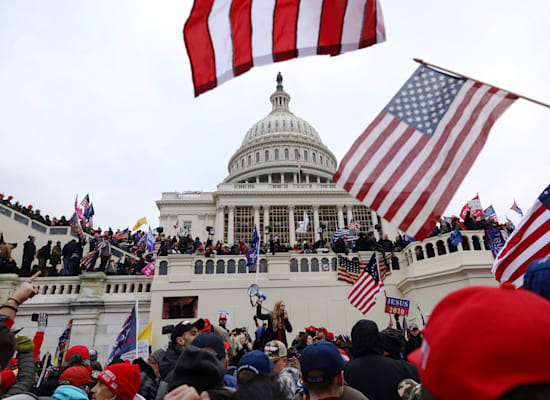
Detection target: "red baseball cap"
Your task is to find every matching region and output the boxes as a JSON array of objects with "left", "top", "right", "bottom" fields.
[
  {"left": 316, "top": 327, "right": 328, "bottom": 336},
  {"left": 202, "top": 318, "right": 212, "bottom": 333},
  {"left": 65, "top": 345, "right": 89, "bottom": 361},
  {"left": 58, "top": 365, "right": 92, "bottom": 387},
  {"left": 409, "top": 284, "right": 550, "bottom": 400}
]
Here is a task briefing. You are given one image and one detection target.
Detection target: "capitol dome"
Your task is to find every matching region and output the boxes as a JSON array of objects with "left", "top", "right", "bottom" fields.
[{"left": 225, "top": 73, "right": 337, "bottom": 184}]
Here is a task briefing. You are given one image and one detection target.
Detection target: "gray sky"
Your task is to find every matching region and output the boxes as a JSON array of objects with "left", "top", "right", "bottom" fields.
[{"left": 1, "top": 1, "right": 549, "bottom": 232}]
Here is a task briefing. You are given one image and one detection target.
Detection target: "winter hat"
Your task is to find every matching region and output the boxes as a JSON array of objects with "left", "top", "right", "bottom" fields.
[
  {"left": 408, "top": 284, "right": 550, "bottom": 400},
  {"left": 168, "top": 345, "right": 225, "bottom": 393},
  {"left": 0, "top": 368, "right": 16, "bottom": 390},
  {"left": 58, "top": 365, "right": 92, "bottom": 387},
  {"left": 523, "top": 255, "right": 550, "bottom": 301},
  {"left": 379, "top": 327, "right": 405, "bottom": 357},
  {"left": 97, "top": 362, "right": 141, "bottom": 400},
  {"left": 192, "top": 332, "right": 226, "bottom": 360},
  {"left": 53, "top": 385, "right": 89, "bottom": 400},
  {"left": 65, "top": 345, "right": 89, "bottom": 361}
]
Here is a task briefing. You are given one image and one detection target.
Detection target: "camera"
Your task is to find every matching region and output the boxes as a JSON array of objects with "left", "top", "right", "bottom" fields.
[
  {"left": 162, "top": 324, "right": 174, "bottom": 335},
  {"left": 31, "top": 313, "right": 39, "bottom": 322}
]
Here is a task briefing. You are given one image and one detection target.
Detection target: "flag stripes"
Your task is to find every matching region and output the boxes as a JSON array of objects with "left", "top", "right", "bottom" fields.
[
  {"left": 347, "top": 253, "right": 384, "bottom": 316},
  {"left": 184, "top": 0, "right": 385, "bottom": 96},
  {"left": 493, "top": 185, "right": 550, "bottom": 288},
  {"left": 334, "top": 66, "right": 517, "bottom": 241}
]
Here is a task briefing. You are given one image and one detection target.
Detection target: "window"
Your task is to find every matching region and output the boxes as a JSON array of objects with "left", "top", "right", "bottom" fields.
[
  {"left": 248, "top": 155, "right": 251, "bottom": 165},
  {"left": 304, "top": 150, "right": 308, "bottom": 161},
  {"left": 275, "top": 149, "right": 279, "bottom": 160},
  {"left": 285, "top": 149, "right": 289, "bottom": 160},
  {"left": 235, "top": 206, "right": 254, "bottom": 243},
  {"left": 269, "top": 206, "right": 289, "bottom": 243},
  {"left": 320, "top": 155, "right": 323, "bottom": 165},
  {"left": 162, "top": 297, "right": 198, "bottom": 319},
  {"left": 295, "top": 206, "right": 314, "bottom": 243},
  {"left": 319, "top": 206, "right": 338, "bottom": 240},
  {"left": 265, "top": 150, "right": 269, "bottom": 161},
  {"left": 352, "top": 205, "right": 374, "bottom": 233},
  {"left": 241, "top": 159, "right": 244, "bottom": 168},
  {"left": 183, "top": 221, "right": 192, "bottom": 236},
  {"left": 295, "top": 149, "right": 300, "bottom": 160},
  {"left": 256, "top": 152, "right": 260, "bottom": 162},
  {"left": 312, "top": 152, "right": 316, "bottom": 163}
]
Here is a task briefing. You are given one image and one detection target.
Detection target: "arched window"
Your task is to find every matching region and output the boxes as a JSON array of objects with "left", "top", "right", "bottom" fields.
[
  {"left": 300, "top": 258, "right": 309, "bottom": 272},
  {"left": 304, "top": 150, "right": 308, "bottom": 161},
  {"left": 295, "top": 149, "right": 300, "bottom": 160},
  {"left": 194, "top": 260, "right": 203, "bottom": 274},
  {"left": 248, "top": 155, "right": 251, "bottom": 165},
  {"left": 205, "top": 260, "right": 214, "bottom": 274},
  {"left": 241, "top": 159, "right": 244, "bottom": 168},
  {"left": 320, "top": 155, "right": 323, "bottom": 165},
  {"left": 290, "top": 258, "right": 298, "bottom": 272},
  {"left": 256, "top": 152, "right": 260, "bottom": 162},
  {"left": 284, "top": 149, "right": 289, "bottom": 160},
  {"left": 275, "top": 149, "right": 279, "bottom": 160},
  {"left": 265, "top": 150, "right": 269, "bottom": 161},
  {"left": 312, "top": 152, "right": 316, "bottom": 163},
  {"left": 311, "top": 258, "right": 319, "bottom": 272}
]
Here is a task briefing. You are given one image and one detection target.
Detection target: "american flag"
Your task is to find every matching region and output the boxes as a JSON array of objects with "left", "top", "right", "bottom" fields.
[
  {"left": 510, "top": 200, "right": 524, "bottom": 217},
  {"left": 334, "top": 65, "right": 517, "bottom": 241},
  {"left": 113, "top": 229, "right": 130, "bottom": 241},
  {"left": 333, "top": 228, "right": 358, "bottom": 242},
  {"left": 347, "top": 253, "right": 385, "bottom": 316},
  {"left": 57, "top": 319, "right": 73, "bottom": 354},
  {"left": 80, "top": 194, "right": 90, "bottom": 211},
  {"left": 184, "top": 0, "right": 385, "bottom": 97},
  {"left": 492, "top": 185, "right": 550, "bottom": 288},
  {"left": 338, "top": 253, "right": 391, "bottom": 284},
  {"left": 80, "top": 241, "right": 106, "bottom": 270},
  {"left": 348, "top": 218, "right": 362, "bottom": 231}
]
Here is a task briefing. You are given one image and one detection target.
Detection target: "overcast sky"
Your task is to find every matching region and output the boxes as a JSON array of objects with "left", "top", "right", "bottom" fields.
[{"left": 1, "top": 1, "right": 549, "bottom": 232}]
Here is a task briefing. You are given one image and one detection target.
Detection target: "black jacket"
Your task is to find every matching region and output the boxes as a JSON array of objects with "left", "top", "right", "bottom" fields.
[
  {"left": 344, "top": 320, "right": 419, "bottom": 400},
  {"left": 134, "top": 358, "right": 159, "bottom": 400},
  {"left": 159, "top": 345, "right": 181, "bottom": 380},
  {"left": 22, "top": 240, "right": 36, "bottom": 261},
  {"left": 256, "top": 305, "right": 292, "bottom": 348}
]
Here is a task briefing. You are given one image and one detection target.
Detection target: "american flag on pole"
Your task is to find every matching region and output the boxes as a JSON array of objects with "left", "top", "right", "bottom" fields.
[
  {"left": 492, "top": 185, "right": 550, "bottom": 288},
  {"left": 80, "top": 194, "right": 90, "bottom": 211},
  {"left": 510, "top": 200, "right": 524, "bottom": 217},
  {"left": 184, "top": 0, "right": 385, "bottom": 97},
  {"left": 347, "top": 253, "right": 385, "bottom": 316},
  {"left": 333, "top": 64, "right": 517, "bottom": 241},
  {"left": 348, "top": 218, "right": 362, "bottom": 231},
  {"left": 57, "top": 319, "right": 73, "bottom": 354},
  {"left": 338, "top": 253, "right": 391, "bottom": 284}
]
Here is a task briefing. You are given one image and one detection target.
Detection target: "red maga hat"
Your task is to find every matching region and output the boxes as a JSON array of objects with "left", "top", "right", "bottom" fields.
[{"left": 409, "top": 283, "right": 550, "bottom": 400}]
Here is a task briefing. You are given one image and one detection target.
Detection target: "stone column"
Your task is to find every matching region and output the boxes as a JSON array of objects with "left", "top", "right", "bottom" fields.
[
  {"left": 280, "top": 173, "right": 284, "bottom": 184},
  {"left": 313, "top": 204, "right": 320, "bottom": 242},
  {"left": 347, "top": 206, "right": 353, "bottom": 224},
  {"left": 263, "top": 207, "right": 270, "bottom": 243},
  {"left": 293, "top": 173, "right": 297, "bottom": 183},
  {"left": 254, "top": 206, "right": 260, "bottom": 231},
  {"left": 228, "top": 206, "right": 235, "bottom": 244},
  {"left": 306, "top": 174, "right": 310, "bottom": 183},
  {"left": 215, "top": 206, "right": 224, "bottom": 242},
  {"left": 289, "top": 205, "right": 296, "bottom": 244},
  {"left": 337, "top": 205, "right": 345, "bottom": 229},
  {"left": 256, "top": 176, "right": 259, "bottom": 183},
  {"left": 317, "top": 176, "right": 321, "bottom": 183},
  {"left": 268, "top": 174, "right": 272, "bottom": 183}
]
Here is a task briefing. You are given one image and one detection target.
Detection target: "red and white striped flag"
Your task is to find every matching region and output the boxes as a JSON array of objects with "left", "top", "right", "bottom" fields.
[
  {"left": 184, "top": 0, "right": 385, "bottom": 96},
  {"left": 492, "top": 185, "right": 550, "bottom": 288},
  {"left": 334, "top": 64, "right": 517, "bottom": 241},
  {"left": 347, "top": 253, "right": 384, "bottom": 316}
]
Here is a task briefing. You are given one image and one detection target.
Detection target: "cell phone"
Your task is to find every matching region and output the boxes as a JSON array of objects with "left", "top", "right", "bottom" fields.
[{"left": 31, "top": 313, "right": 39, "bottom": 322}]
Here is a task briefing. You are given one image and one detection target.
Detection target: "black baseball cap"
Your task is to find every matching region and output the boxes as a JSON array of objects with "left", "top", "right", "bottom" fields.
[{"left": 171, "top": 319, "right": 205, "bottom": 342}]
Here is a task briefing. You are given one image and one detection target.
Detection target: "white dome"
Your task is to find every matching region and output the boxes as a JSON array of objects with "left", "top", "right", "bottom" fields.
[{"left": 225, "top": 73, "right": 338, "bottom": 184}]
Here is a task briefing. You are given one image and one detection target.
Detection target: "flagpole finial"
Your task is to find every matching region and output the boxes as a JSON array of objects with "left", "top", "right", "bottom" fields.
[{"left": 276, "top": 72, "right": 283, "bottom": 91}]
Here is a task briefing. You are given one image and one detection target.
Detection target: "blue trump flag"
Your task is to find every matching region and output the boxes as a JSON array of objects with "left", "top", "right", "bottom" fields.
[
  {"left": 450, "top": 230, "right": 463, "bottom": 247},
  {"left": 146, "top": 226, "right": 155, "bottom": 253},
  {"left": 108, "top": 304, "right": 138, "bottom": 363},
  {"left": 246, "top": 225, "right": 260, "bottom": 266}
]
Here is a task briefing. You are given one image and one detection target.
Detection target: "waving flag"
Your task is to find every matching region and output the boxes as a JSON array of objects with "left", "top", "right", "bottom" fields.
[
  {"left": 347, "top": 253, "right": 385, "bottom": 316},
  {"left": 334, "top": 64, "right": 517, "bottom": 241},
  {"left": 510, "top": 200, "right": 524, "bottom": 217},
  {"left": 80, "top": 194, "right": 90, "bottom": 211},
  {"left": 246, "top": 225, "right": 260, "bottom": 266},
  {"left": 57, "top": 319, "right": 73, "bottom": 354},
  {"left": 296, "top": 210, "right": 309, "bottom": 233},
  {"left": 174, "top": 219, "right": 179, "bottom": 230},
  {"left": 333, "top": 228, "right": 358, "bottom": 242},
  {"left": 484, "top": 204, "right": 497, "bottom": 222},
  {"left": 146, "top": 227, "right": 155, "bottom": 253},
  {"left": 348, "top": 218, "right": 362, "bottom": 231},
  {"left": 493, "top": 185, "right": 550, "bottom": 288},
  {"left": 108, "top": 303, "right": 141, "bottom": 363},
  {"left": 69, "top": 212, "right": 83, "bottom": 238},
  {"left": 74, "top": 195, "right": 84, "bottom": 221},
  {"left": 142, "top": 260, "right": 155, "bottom": 277},
  {"left": 184, "top": 0, "right": 386, "bottom": 97},
  {"left": 133, "top": 217, "right": 148, "bottom": 232}
]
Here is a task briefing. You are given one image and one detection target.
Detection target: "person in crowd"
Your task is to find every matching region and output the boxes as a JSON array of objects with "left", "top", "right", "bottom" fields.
[
  {"left": 134, "top": 352, "right": 161, "bottom": 400},
  {"left": 218, "top": 315, "right": 229, "bottom": 332},
  {"left": 236, "top": 350, "right": 274, "bottom": 386},
  {"left": 315, "top": 327, "right": 328, "bottom": 342},
  {"left": 256, "top": 299, "right": 292, "bottom": 349},
  {"left": 89, "top": 349, "right": 103, "bottom": 373},
  {"left": 264, "top": 340, "right": 300, "bottom": 400},
  {"left": 20, "top": 236, "right": 36, "bottom": 277},
  {"left": 159, "top": 319, "right": 205, "bottom": 380},
  {"left": 87, "top": 233, "right": 100, "bottom": 272},
  {"left": 91, "top": 362, "right": 141, "bottom": 400},
  {"left": 289, "top": 332, "right": 308, "bottom": 359},
  {"left": 344, "top": 320, "right": 418, "bottom": 400},
  {"left": 299, "top": 341, "right": 346, "bottom": 400},
  {"left": 230, "top": 329, "right": 253, "bottom": 366},
  {"left": 403, "top": 324, "right": 422, "bottom": 360},
  {"left": 192, "top": 332, "right": 238, "bottom": 390},
  {"left": 523, "top": 255, "right": 550, "bottom": 301},
  {"left": 98, "top": 234, "right": 112, "bottom": 272},
  {"left": 50, "top": 240, "right": 62, "bottom": 274},
  {"left": 379, "top": 327, "right": 405, "bottom": 360},
  {"left": 62, "top": 239, "right": 75, "bottom": 276},
  {"left": 0, "top": 242, "right": 17, "bottom": 274},
  {"left": 408, "top": 284, "right": 550, "bottom": 399},
  {"left": 37, "top": 240, "right": 52, "bottom": 276}
]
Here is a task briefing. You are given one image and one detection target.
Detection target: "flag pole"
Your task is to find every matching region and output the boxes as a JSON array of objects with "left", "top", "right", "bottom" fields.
[{"left": 413, "top": 58, "right": 550, "bottom": 109}]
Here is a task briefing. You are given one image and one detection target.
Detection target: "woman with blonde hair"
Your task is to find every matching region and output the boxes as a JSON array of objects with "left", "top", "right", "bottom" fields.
[{"left": 256, "top": 298, "right": 293, "bottom": 348}]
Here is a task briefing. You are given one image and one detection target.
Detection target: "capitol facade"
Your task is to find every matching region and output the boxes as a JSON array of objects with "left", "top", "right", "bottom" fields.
[{"left": 157, "top": 74, "right": 397, "bottom": 246}]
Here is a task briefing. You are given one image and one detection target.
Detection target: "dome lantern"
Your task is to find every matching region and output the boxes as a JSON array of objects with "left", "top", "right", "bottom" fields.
[{"left": 270, "top": 72, "right": 290, "bottom": 112}]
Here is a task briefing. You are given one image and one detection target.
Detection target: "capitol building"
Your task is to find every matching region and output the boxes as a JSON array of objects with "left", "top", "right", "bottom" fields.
[{"left": 0, "top": 75, "right": 498, "bottom": 362}]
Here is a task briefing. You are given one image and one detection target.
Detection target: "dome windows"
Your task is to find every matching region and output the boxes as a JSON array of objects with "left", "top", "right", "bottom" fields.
[
  {"left": 248, "top": 155, "right": 251, "bottom": 165},
  {"left": 275, "top": 149, "right": 279, "bottom": 160},
  {"left": 265, "top": 150, "right": 269, "bottom": 161},
  {"left": 256, "top": 152, "right": 260, "bottom": 163},
  {"left": 312, "top": 152, "right": 316, "bottom": 163},
  {"left": 285, "top": 148, "right": 289, "bottom": 160},
  {"left": 304, "top": 150, "right": 308, "bottom": 161},
  {"left": 295, "top": 149, "right": 300, "bottom": 160},
  {"left": 241, "top": 159, "right": 244, "bottom": 168}
]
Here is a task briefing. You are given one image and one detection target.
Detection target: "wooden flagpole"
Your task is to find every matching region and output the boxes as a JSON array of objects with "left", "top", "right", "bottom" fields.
[{"left": 413, "top": 58, "right": 550, "bottom": 109}]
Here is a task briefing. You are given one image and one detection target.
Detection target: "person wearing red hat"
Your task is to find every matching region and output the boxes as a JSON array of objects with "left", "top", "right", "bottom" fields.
[
  {"left": 58, "top": 365, "right": 92, "bottom": 388},
  {"left": 92, "top": 362, "right": 141, "bottom": 400},
  {"left": 408, "top": 284, "right": 550, "bottom": 400},
  {"left": 315, "top": 327, "right": 328, "bottom": 342}
]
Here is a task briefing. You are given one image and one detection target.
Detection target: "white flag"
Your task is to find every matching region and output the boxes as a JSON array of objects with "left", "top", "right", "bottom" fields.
[{"left": 296, "top": 211, "right": 309, "bottom": 233}]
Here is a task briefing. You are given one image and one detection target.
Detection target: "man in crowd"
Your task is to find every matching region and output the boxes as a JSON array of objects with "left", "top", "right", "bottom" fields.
[
  {"left": 218, "top": 315, "right": 229, "bottom": 332},
  {"left": 20, "top": 236, "right": 36, "bottom": 277},
  {"left": 300, "top": 341, "right": 345, "bottom": 400},
  {"left": 264, "top": 340, "right": 300, "bottom": 400},
  {"left": 98, "top": 234, "right": 111, "bottom": 272},
  {"left": 315, "top": 327, "right": 328, "bottom": 342},
  {"left": 37, "top": 240, "right": 52, "bottom": 276},
  {"left": 91, "top": 362, "right": 141, "bottom": 400},
  {"left": 404, "top": 324, "right": 422, "bottom": 360},
  {"left": 344, "top": 320, "right": 418, "bottom": 400},
  {"left": 50, "top": 241, "right": 62, "bottom": 275}
]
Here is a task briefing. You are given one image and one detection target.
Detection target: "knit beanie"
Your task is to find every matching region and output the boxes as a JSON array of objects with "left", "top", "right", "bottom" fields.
[
  {"left": 97, "top": 362, "right": 141, "bottom": 400},
  {"left": 53, "top": 385, "right": 89, "bottom": 400},
  {"left": 65, "top": 345, "right": 90, "bottom": 361},
  {"left": 0, "top": 368, "right": 16, "bottom": 390},
  {"left": 168, "top": 345, "right": 225, "bottom": 393}
]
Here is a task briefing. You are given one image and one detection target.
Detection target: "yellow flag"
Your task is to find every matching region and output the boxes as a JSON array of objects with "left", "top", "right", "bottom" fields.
[
  {"left": 138, "top": 321, "right": 152, "bottom": 344},
  {"left": 133, "top": 217, "right": 148, "bottom": 231}
]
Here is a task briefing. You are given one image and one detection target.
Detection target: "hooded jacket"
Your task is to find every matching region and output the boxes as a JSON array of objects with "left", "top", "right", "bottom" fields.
[{"left": 344, "top": 320, "right": 419, "bottom": 400}]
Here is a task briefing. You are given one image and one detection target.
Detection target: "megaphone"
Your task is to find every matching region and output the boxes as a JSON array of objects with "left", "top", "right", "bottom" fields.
[{"left": 247, "top": 284, "right": 266, "bottom": 306}]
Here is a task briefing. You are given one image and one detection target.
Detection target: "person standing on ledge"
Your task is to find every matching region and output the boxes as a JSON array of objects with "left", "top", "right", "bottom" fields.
[{"left": 256, "top": 299, "right": 292, "bottom": 349}]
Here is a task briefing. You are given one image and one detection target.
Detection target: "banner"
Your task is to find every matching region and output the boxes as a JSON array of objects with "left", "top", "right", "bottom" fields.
[
  {"left": 485, "top": 229, "right": 507, "bottom": 258},
  {"left": 142, "top": 260, "right": 155, "bottom": 277},
  {"left": 385, "top": 297, "right": 410, "bottom": 316}
]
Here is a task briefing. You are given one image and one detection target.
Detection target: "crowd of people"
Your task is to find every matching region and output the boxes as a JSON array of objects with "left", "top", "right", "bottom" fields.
[{"left": 2, "top": 261, "right": 550, "bottom": 400}]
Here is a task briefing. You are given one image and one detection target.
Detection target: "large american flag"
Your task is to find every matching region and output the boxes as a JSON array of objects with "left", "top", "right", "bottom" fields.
[
  {"left": 184, "top": 0, "right": 385, "bottom": 97},
  {"left": 80, "top": 241, "right": 106, "bottom": 270},
  {"left": 347, "top": 253, "right": 385, "bottom": 316},
  {"left": 492, "top": 185, "right": 550, "bottom": 288},
  {"left": 334, "top": 65, "right": 517, "bottom": 241}
]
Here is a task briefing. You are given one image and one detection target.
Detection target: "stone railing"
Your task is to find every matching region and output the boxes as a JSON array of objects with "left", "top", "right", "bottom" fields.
[
  {"left": 227, "top": 183, "right": 339, "bottom": 191},
  {"left": 0, "top": 273, "right": 153, "bottom": 304}
]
